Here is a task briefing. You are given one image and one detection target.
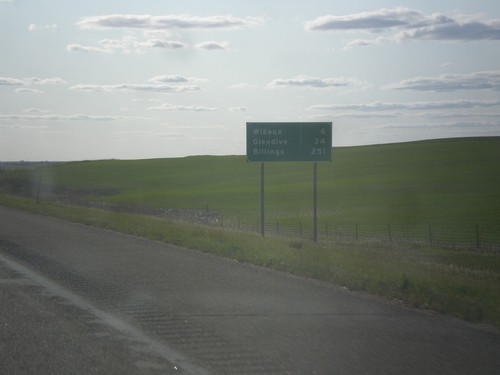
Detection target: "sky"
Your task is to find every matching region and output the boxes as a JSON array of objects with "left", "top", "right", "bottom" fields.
[{"left": 1, "top": 0, "right": 500, "bottom": 161}]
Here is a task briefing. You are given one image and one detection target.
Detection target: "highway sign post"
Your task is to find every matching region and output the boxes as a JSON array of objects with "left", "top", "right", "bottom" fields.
[{"left": 246, "top": 122, "right": 332, "bottom": 241}]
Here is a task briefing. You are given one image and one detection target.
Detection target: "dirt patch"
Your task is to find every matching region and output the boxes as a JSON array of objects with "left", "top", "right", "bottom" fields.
[{"left": 65, "top": 199, "right": 222, "bottom": 226}]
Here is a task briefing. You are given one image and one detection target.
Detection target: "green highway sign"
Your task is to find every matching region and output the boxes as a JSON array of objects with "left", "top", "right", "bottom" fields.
[{"left": 246, "top": 122, "right": 332, "bottom": 162}]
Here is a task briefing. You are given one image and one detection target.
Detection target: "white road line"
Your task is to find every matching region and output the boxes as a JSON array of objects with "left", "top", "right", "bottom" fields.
[{"left": 0, "top": 253, "right": 209, "bottom": 375}]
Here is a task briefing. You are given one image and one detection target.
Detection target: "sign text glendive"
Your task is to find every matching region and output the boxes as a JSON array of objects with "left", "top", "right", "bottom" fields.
[{"left": 246, "top": 122, "right": 332, "bottom": 162}]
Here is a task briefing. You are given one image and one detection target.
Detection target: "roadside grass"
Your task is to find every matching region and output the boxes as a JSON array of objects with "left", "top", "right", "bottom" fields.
[{"left": 1, "top": 193, "right": 498, "bottom": 328}]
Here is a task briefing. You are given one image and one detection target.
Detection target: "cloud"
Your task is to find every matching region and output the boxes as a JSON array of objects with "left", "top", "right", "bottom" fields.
[
  {"left": 305, "top": 8, "right": 422, "bottom": 32},
  {"left": 142, "top": 30, "right": 174, "bottom": 39},
  {"left": 1, "top": 77, "right": 66, "bottom": 86},
  {"left": 70, "top": 83, "right": 200, "bottom": 93},
  {"left": 148, "top": 75, "right": 206, "bottom": 84},
  {"left": 15, "top": 88, "right": 44, "bottom": 94},
  {"left": 67, "top": 36, "right": 188, "bottom": 54},
  {"left": 0, "top": 77, "right": 25, "bottom": 86},
  {"left": 28, "top": 23, "right": 57, "bottom": 32},
  {"left": 307, "top": 112, "right": 401, "bottom": 120},
  {"left": 406, "top": 15, "right": 500, "bottom": 42},
  {"left": 24, "top": 77, "right": 66, "bottom": 85},
  {"left": 140, "top": 39, "right": 187, "bottom": 49},
  {"left": 229, "top": 107, "right": 247, "bottom": 112},
  {"left": 77, "top": 14, "right": 264, "bottom": 30},
  {"left": 268, "top": 75, "right": 357, "bottom": 89},
  {"left": 0, "top": 76, "right": 66, "bottom": 92},
  {"left": 195, "top": 41, "right": 230, "bottom": 51},
  {"left": 386, "top": 71, "right": 500, "bottom": 92},
  {"left": 70, "top": 75, "right": 205, "bottom": 93},
  {"left": 23, "top": 108, "right": 51, "bottom": 114},
  {"left": 309, "top": 99, "right": 500, "bottom": 111},
  {"left": 97, "top": 36, "right": 138, "bottom": 53},
  {"left": 67, "top": 44, "right": 112, "bottom": 54},
  {"left": 70, "top": 16, "right": 240, "bottom": 54},
  {"left": 0, "top": 113, "right": 149, "bottom": 121},
  {"left": 305, "top": 8, "right": 500, "bottom": 45},
  {"left": 416, "top": 112, "right": 500, "bottom": 119},
  {"left": 147, "top": 103, "right": 217, "bottom": 111},
  {"left": 149, "top": 75, "right": 188, "bottom": 83},
  {"left": 102, "top": 36, "right": 187, "bottom": 51}
]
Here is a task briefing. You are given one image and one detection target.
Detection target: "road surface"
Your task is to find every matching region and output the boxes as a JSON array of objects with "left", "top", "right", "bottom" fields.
[{"left": 0, "top": 206, "right": 498, "bottom": 374}]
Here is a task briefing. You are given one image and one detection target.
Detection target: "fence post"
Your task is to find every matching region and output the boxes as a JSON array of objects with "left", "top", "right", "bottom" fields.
[
  {"left": 476, "top": 224, "right": 480, "bottom": 249},
  {"left": 429, "top": 224, "right": 433, "bottom": 247},
  {"left": 36, "top": 172, "right": 42, "bottom": 203}
]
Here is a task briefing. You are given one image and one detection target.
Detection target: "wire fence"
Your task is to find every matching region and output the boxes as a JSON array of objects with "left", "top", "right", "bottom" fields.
[
  {"left": 43, "top": 199, "right": 500, "bottom": 252},
  {"left": 201, "top": 212, "right": 500, "bottom": 252}
]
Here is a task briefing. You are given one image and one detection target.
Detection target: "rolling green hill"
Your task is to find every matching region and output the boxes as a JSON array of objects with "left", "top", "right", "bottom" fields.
[
  {"left": 2, "top": 137, "right": 500, "bottom": 232},
  {"left": 43, "top": 137, "right": 500, "bottom": 227}
]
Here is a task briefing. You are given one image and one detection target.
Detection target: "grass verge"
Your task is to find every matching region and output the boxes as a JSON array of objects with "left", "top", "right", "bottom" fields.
[{"left": 1, "top": 193, "right": 499, "bottom": 329}]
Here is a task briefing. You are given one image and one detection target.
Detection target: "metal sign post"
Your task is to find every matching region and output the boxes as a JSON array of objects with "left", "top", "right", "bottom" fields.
[
  {"left": 313, "top": 161, "right": 318, "bottom": 242},
  {"left": 247, "top": 122, "right": 332, "bottom": 242},
  {"left": 261, "top": 162, "right": 265, "bottom": 237}
]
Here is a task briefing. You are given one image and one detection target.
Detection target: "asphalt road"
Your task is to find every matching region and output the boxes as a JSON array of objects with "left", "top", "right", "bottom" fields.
[{"left": 0, "top": 206, "right": 498, "bottom": 374}]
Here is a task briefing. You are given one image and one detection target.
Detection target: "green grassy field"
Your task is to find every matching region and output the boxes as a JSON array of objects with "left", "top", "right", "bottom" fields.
[
  {"left": 2, "top": 137, "right": 500, "bottom": 245},
  {"left": 24, "top": 137, "right": 500, "bottom": 224},
  {"left": 1, "top": 137, "right": 500, "bottom": 327}
]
